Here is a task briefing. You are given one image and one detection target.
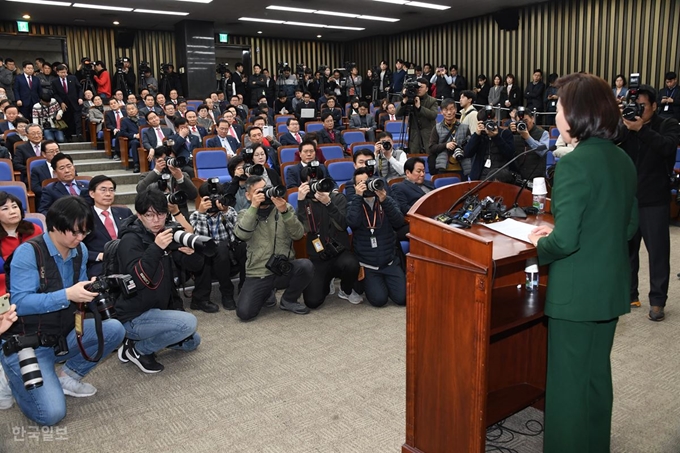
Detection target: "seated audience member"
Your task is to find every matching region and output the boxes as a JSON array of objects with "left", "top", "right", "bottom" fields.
[
  {"left": 141, "top": 111, "right": 173, "bottom": 162},
  {"left": 82, "top": 175, "right": 133, "bottom": 278},
  {"left": 5, "top": 118, "right": 30, "bottom": 157},
  {"left": 317, "top": 112, "right": 347, "bottom": 150},
  {"left": 87, "top": 95, "right": 105, "bottom": 134},
  {"left": 185, "top": 110, "right": 208, "bottom": 140},
  {"left": 244, "top": 126, "right": 280, "bottom": 174},
  {"left": 291, "top": 88, "right": 304, "bottom": 113},
  {"left": 138, "top": 94, "right": 162, "bottom": 118},
  {"left": 206, "top": 119, "right": 239, "bottom": 156},
  {"left": 254, "top": 102, "right": 275, "bottom": 124},
  {"left": 176, "top": 99, "right": 188, "bottom": 118},
  {"left": 189, "top": 181, "right": 246, "bottom": 312},
  {"left": 168, "top": 89, "right": 180, "bottom": 105},
  {"left": 0, "top": 106, "right": 19, "bottom": 133},
  {"left": 346, "top": 167, "right": 406, "bottom": 307},
  {"left": 391, "top": 156, "right": 435, "bottom": 214},
  {"left": 0, "top": 192, "right": 43, "bottom": 294},
  {"left": 119, "top": 102, "right": 147, "bottom": 173},
  {"left": 104, "top": 97, "right": 126, "bottom": 160},
  {"left": 32, "top": 93, "right": 66, "bottom": 143},
  {"left": 14, "top": 123, "right": 44, "bottom": 183},
  {"left": 39, "top": 153, "right": 91, "bottom": 215},
  {"left": 242, "top": 145, "right": 283, "bottom": 187},
  {"left": 279, "top": 117, "right": 306, "bottom": 146},
  {"left": 375, "top": 131, "right": 406, "bottom": 181},
  {"left": 162, "top": 103, "right": 179, "bottom": 133},
  {"left": 320, "top": 96, "right": 343, "bottom": 129},
  {"left": 225, "top": 155, "right": 251, "bottom": 212},
  {"left": 297, "top": 166, "right": 362, "bottom": 308},
  {"left": 347, "top": 97, "right": 360, "bottom": 117},
  {"left": 428, "top": 98, "right": 471, "bottom": 175},
  {"left": 230, "top": 94, "right": 248, "bottom": 122},
  {"left": 234, "top": 176, "right": 313, "bottom": 321},
  {"left": 349, "top": 102, "right": 377, "bottom": 143},
  {"left": 136, "top": 146, "right": 197, "bottom": 219},
  {"left": 205, "top": 98, "right": 220, "bottom": 123},
  {"left": 221, "top": 109, "right": 243, "bottom": 144},
  {"left": 0, "top": 197, "right": 125, "bottom": 425},
  {"left": 508, "top": 109, "right": 550, "bottom": 181},
  {"left": 244, "top": 116, "right": 280, "bottom": 150},
  {"left": 463, "top": 108, "right": 515, "bottom": 182},
  {"left": 167, "top": 118, "right": 198, "bottom": 177},
  {"left": 30, "top": 140, "right": 59, "bottom": 208},
  {"left": 295, "top": 92, "right": 317, "bottom": 130},
  {"left": 378, "top": 102, "right": 401, "bottom": 129},
  {"left": 224, "top": 105, "right": 245, "bottom": 129},
  {"left": 116, "top": 189, "right": 203, "bottom": 374},
  {"left": 274, "top": 91, "right": 293, "bottom": 115},
  {"left": 196, "top": 104, "right": 215, "bottom": 132},
  {"left": 286, "top": 141, "right": 333, "bottom": 189},
  {"left": 155, "top": 94, "right": 167, "bottom": 112}
]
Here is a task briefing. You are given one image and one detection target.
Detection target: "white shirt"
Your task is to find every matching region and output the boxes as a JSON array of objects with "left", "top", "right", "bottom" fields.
[
  {"left": 94, "top": 206, "right": 118, "bottom": 236},
  {"left": 45, "top": 160, "right": 55, "bottom": 178}
]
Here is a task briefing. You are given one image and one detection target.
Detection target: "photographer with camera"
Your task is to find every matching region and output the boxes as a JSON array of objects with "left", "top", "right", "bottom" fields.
[
  {"left": 620, "top": 83, "right": 680, "bottom": 321},
  {"left": 0, "top": 197, "right": 125, "bottom": 424},
  {"left": 297, "top": 166, "right": 362, "bottom": 307},
  {"left": 346, "top": 167, "right": 406, "bottom": 307},
  {"left": 234, "top": 176, "right": 313, "bottom": 321},
  {"left": 428, "top": 98, "right": 472, "bottom": 175},
  {"left": 137, "top": 146, "right": 197, "bottom": 220},
  {"left": 140, "top": 68, "right": 158, "bottom": 96},
  {"left": 190, "top": 180, "right": 245, "bottom": 311},
  {"left": 397, "top": 78, "right": 439, "bottom": 154},
  {"left": 116, "top": 189, "right": 203, "bottom": 373},
  {"left": 114, "top": 57, "right": 135, "bottom": 95},
  {"left": 508, "top": 107, "right": 550, "bottom": 181},
  {"left": 375, "top": 131, "right": 406, "bottom": 182},
  {"left": 159, "top": 64, "right": 182, "bottom": 98},
  {"left": 286, "top": 141, "right": 333, "bottom": 189},
  {"left": 462, "top": 105, "right": 515, "bottom": 182},
  {"left": 93, "top": 61, "right": 111, "bottom": 100},
  {"left": 75, "top": 57, "right": 96, "bottom": 94},
  {"left": 429, "top": 65, "right": 453, "bottom": 100}
]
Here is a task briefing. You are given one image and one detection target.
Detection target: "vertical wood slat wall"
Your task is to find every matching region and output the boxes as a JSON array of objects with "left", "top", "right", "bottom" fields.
[
  {"left": 346, "top": 0, "right": 680, "bottom": 89},
  {"left": 0, "top": 22, "right": 175, "bottom": 85}
]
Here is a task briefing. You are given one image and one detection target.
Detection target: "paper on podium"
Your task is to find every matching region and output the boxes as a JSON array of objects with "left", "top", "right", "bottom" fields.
[{"left": 481, "top": 219, "right": 535, "bottom": 243}]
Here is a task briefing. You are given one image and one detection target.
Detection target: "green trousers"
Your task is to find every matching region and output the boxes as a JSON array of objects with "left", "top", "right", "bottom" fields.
[{"left": 544, "top": 317, "right": 618, "bottom": 453}]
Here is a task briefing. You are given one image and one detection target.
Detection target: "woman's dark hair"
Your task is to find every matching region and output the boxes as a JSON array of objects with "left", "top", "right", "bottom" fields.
[
  {"left": 614, "top": 74, "right": 626, "bottom": 87},
  {"left": 40, "top": 93, "right": 52, "bottom": 103},
  {"left": 46, "top": 196, "right": 94, "bottom": 235},
  {"left": 556, "top": 73, "right": 621, "bottom": 142},
  {"left": 135, "top": 188, "right": 168, "bottom": 215},
  {"left": 197, "top": 103, "right": 209, "bottom": 113},
  {"left": 227, "top": 154, "right": 245, "bottom": 177},
  {"left": 0, "top": 192, "right": 26, "bottom": 222},
  {"left": 0, "top": 192, "right": 34, "bottom": 240},
  {"left": 505, "top": 73, "right": 516, "bottom": 84}
]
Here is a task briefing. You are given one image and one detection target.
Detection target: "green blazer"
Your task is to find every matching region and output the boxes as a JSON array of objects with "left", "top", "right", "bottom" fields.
[{"left": 537, "top": 137, "right": 638, "bottom": 322}]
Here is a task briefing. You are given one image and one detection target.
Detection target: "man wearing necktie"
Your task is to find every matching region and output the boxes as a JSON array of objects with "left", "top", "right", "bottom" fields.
[
  {"left": 38, "top": 153, "right": 92, "bottom": 214},
  {"left": 141, "top": 111, "right": 173, "bottom": 162},
  {"left": 206, "top": 119, "right": 239, "bottom": 157},
  {"left": 83, "top": 175, "right": 134, "bottom": 277},
  {"left": 279, "top": 118, "right": 306, "bottom": 146},
  {"left": 167, "top": 118, "right": 198, "bottom": 177},
  {"left": 51, "top": 64, "right": 84, "bottom": 140},
  {"left": 13, "top": 61, "right": 41, "bottom": 119},
  {"left": 105, "top": 98, "right": 127, "bottom": 160},
  {"left": 185, "top": 110, "right": 207, "bottom": 140},
  {"left": 13, "top": 123, "right": 44, "bottom": 183}
]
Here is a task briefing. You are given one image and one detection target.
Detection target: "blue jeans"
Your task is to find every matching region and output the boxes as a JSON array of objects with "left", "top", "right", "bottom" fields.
[
  {"left": 360, "top": 259, "right": 406, "bottom": 307},
  {"left": 122, "top": 309, "right": 200, "bottom": 355},
  {"left": 0, "top": 319, "right": 125, "bottom": 426},
  {"left": 43, "top": 128, "right": 66, "bottom": 143}
]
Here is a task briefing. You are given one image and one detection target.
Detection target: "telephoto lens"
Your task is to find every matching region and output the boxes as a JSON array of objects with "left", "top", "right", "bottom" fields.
[
  {"left": 309, "top": 178, "right": 334, "bottom": 194},
  {"left": 166, "top": 191, "right": 188, "bottom": 205},
  {"left": 453, "top": 148, "right": 465, "bottom": 160},
  {"left": 262, "top": 185, "right": 286, "bottom": 199},
  {"left": 516, "top": 121, "right": 528, "bottom": 132},
  {"left": 366, "top": 178, "right": 385, "bottom": 192},
  {"left": 244, "top": 163, "right": 265, "bottom": 176},
  {"left": 166, "top": 156, "right": 187, "bottom": 168},
  {"left": 17, "top": 348, "right": 43, "bottom": 390},
  {"left": 172, "top": 230, "right": 218, "bottom": 257}
]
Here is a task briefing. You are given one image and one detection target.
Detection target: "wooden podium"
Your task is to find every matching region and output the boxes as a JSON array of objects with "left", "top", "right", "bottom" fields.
[{"left": 402, "top": 181, "right": 553, "bottom": 453}]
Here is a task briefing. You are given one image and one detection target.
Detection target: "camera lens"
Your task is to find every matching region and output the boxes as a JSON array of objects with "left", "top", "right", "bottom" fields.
[
  {"left": 517, "top": 121, "right": 527, "bottom": 132},
  {"left": 310, "top": 178, "right": 334, "bottom": 193},
  {"left": 166, "top": 191, "right": 188, "bottom": 205},
  {"left": 244, "top": 163, "right": 264, "bottom": 176},
  {"left": 263, "top": 185, "right": 286, "bottom": 199},
  {"left": 485, "top": 120, "right": 497, "bottom": 131},
  {"left": 366, "top": 178, "right": 385, "bottom": 192},
  {"left": 381, "top": 141, "right": 392, "bottom": 151},
  {"left": 18, "top": 348, "right": 43, "bottom": 390}
]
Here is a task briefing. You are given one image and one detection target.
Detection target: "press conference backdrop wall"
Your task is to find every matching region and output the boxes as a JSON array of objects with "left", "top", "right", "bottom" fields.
[{"left": 346, "top": 0, "right": 680, "bottom": 91}]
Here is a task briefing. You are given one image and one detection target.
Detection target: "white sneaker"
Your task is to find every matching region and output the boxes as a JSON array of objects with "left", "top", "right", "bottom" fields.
[
  {"left": 59, "top": 375, "right": 97, "bottom": 398},
  {"left": 328, "top": 279, "right": 336, "bottom": 295},
  {"left": 338, "top": 290, "right": 363, "bottom": 305},
  {"left": 0, "top": 369, "right": 14, "bottom": 409}
]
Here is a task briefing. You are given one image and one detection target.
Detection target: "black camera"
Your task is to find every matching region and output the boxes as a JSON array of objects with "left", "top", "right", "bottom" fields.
[
  {"left": 85, "top": 274, "right": 137, "bottom": 320},
  {"left": 403, "top": 80, "right": 419, "bottom": 104},
  {"left": 139, "top": 61, "right": 150, "bottom": 73},
  {"left": 453, "top": 147, "right": 465, "bottom": 160},
  {"left": 309, "top": 178, "right": 334, "bottom": 194},
  {"left": 516, "top": 106, "right": 528, "bottom": 132},
  {"left": 622, "top": 72, "right": 643, "bottom": 121},
  {"left": 115, "top": 57, "right": 126, "bottom": 73},
  {"left": 216, "top": 62, "right": 229, "bottom": 75},
  {"left": 260, "top": 185, "right": 286, "bottom": 199},
  {"left": 318, "top": 239, "right": 346, "bottom": 261},
  {"left": 160, "top": 63, "right": 172, "bottom": 74},
  {"left": 379, "top": 140, "right": 392, "bottom": 151},
  {"left": 277, "top": 62, "right": 290, "bottom": 73},
  {"left": 366, "top": 178, "right": 385, "bottom": 192},
  {"left": 244, "top": 163, "right": 264, "bottom": 177},
  {"left": 207, "top": 177, "right": 229, "bottom": 213},
  {"left": 167, "top": 222, "right": 217, "bottom": 257},
  {"left": 265, "top": 254, "right": 292, "bottom": 276},
  {"left": 479, "top": 105, "right": 497, "bottom": 133},
  {"left": 166, "top": 190, "right": 188, "bottom": 205},
  {"left": 165, "top": 155, "right": 187, "bottom": 168}
]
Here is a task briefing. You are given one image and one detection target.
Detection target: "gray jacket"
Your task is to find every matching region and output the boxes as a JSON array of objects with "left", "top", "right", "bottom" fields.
[
  {"left": 396, "top": 94, "right": 438, "bottom": 153},
  {"left": 0, "top": 66, "right": 15, "bottom": 101}
]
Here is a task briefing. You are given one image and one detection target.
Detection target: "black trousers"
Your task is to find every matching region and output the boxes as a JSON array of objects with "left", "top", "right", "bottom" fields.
[
  {"left": 303, "top": 251, "right": 360, "bottom": 309},
  {"left": 191, "top": 241, "right": 245, "bottom": 303},
  {"left": 63, "top": 104, "right": 82, "bottom": 138},
  {"left": 236, "top": 259, "right": 314, "bottom": 321},
  {"left": 629, "top": 204, "right": 670, "bottom": 307}
]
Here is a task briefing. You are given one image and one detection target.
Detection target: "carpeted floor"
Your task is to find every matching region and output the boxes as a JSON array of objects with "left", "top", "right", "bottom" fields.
[{"left": 1, "top": 228, "right": 680, "bottom": 453}]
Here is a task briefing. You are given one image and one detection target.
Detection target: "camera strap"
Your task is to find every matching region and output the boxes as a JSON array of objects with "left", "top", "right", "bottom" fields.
[{"left": 74, "top": 301, "right": 105, "bottom": 362}]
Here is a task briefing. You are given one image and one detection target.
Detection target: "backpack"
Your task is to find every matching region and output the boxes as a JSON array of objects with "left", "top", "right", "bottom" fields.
[{"left": 100, "top": 239, "right": 121, "bottom": 276}]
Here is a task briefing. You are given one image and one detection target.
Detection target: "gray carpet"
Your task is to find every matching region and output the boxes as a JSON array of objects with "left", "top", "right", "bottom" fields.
[{"left": 2, "top": 228, "right": 680, "bottom": 453}]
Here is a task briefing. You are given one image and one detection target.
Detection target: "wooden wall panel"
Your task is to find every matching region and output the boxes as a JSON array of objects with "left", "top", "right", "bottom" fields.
[{"left": 346, "top": 0, "right": 680, "bottom": 89}]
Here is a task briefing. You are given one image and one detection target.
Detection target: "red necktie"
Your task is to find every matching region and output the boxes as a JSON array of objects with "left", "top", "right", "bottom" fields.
[
  {"left": 68, "top": 183, "right": 77, "bottom": 196},
  {"left": 295, "top": 133, "right": 301, "bottom": 143},
  {"left": 115, "top": 111, "right": 122, "bottom": 129},
  {"left": 62, "top": 78, "right": 68, "bottom": 93},
  {"left": 390, "top": 115, "right": 395, "bottom": 120},
  {"left": 156, "top": 127, "right": 165, "bottom": 143},
  {"left": 102, "top": 211, "right": 117, "bottom": 239},
  {"left": 328, "top": 130, "right": 335, "bottom": 141},
  {"left": 192, "top": 126, "right": 197, "bottom": 133},
  {"left": 28, "top": 76, "right": 32, "bottom": 88},
  {"left": 229, "top": 126, "right": 237, "bottom": 138}
]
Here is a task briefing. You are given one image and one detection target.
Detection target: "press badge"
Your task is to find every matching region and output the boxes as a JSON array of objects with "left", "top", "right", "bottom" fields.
[
  {"left": 484, "top": 158, "right": 492, "bottom": 168},
  {"left": 312, "top": 237, "right": 325, "bottom": 252},
  {"left": 664, "top": 105, "right": 670, "bottom": 112},
  {"left": 370, "top": 236, "right": 378, "bottom": 248},
  {"left": 551, "top": 101, "right": 556, "bottom": 108}
]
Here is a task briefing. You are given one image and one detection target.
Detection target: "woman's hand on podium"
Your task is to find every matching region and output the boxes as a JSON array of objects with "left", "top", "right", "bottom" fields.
[{"left": 529, "top": 225, "right": 553, "bottom": 246}]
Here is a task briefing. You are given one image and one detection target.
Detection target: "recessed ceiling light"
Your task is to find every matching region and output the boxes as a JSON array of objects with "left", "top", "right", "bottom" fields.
[
  {"left": 133, "top": 8, "right": 189, "bottom": 15},
  {"left": 113, "top": 21, "right": 120, "bottom": 25},
  {"left": 22, "top": 14, "right": 31, "bottom": 19},
  {"left": 257, "top": 30, "right": 263, "bottom": 34},
  {"left": 239, "top": 17, "right": 285, "bottom": 24},
  {"left": 267, "top": 5, "right": 315, "bottom": 13},
  {"left": 317, "top": 35, "right": 322, "bottom": 38},
  {"left": 7, "top": 0, "right": 71, "bottom": 5},
  {"left": 72, "top": 3, "right": 132, "bottom": 11}
]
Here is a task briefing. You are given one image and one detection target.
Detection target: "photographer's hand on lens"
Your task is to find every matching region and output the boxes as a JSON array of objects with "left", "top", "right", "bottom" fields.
[
  {"left": 168, "top": 164, "right": 183, "bottom": 180},
  {"left": 314, "top": 191, "right": 331, "bottom": 205},
  {"left": 623, "top": 116, "right": 644, "bottom": 132},
  {"left": 198, "top": 196, "right": 212, "bottom": 213},
  {"left": 298, "top": 182, "right": 311, "bottom": 200},
  {"left": 154, "top": 228, "right": 174, "bottom": 250},
  {"left": 178, "top": 246, "right": 194, "bottom": 256},
  {"left": 251, "top": 189, "right": 266, "bottom": 208},
  {"left": 272, "top": 196, "right": 288, "bottom": 213},
  {"left": 476, "top": 121, "right": 486, "bottom": 135},
  {"left": 167, "top": 202, "right": 180, "bottom": 216},
  {"left": 376, "top": 189, "right": 387, "bottom": 202},
  {"left": 66, "top": 278, "right": 99, "bottom": 303}
]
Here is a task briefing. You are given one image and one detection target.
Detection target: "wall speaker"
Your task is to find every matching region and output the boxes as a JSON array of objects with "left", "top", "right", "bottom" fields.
[
  {"left": 116, "top": 30, "right": 136, "bottom": 48},
  {"left": 493, "top": 8, "right": 520, "bottom": 31}
]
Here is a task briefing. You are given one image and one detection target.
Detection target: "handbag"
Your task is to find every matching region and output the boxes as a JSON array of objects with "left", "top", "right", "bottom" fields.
[{"left": 54, "top": 119, "right": 69, "bottom": 130}]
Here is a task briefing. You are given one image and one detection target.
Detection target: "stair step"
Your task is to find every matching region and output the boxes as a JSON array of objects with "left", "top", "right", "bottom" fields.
[
  {"left": 63, "top": 149, "right": 109, "bottom": 160},
  {"left": 58, "top": 142, "right": 93, "bottom": 152},
  {"left": 78, "top": 170, "right": 141, "bottom": 186},
  {"left": 75, "top": 159, "right": 128, "bottom": 172}
]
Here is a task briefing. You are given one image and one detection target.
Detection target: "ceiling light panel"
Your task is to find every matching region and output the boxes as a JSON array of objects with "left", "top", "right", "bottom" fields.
[
  {"left": 7, "top": 0, "right": 72, "bottom": 5},
  {"left": 267, "top": 5, "right": 316, "bottom": 13},
  {"left": 357, "top": 15, "right": 400, "bottom": 22},
  {"left": 239, "top": 17, "right": 285, "bottom": 24},
  {"left": 72, "top": 3, "right": 132, "bottom": 11},
  {"left": 265, "top": 5, "right": 399, "bottom": 22},
  {"left": 314, "top": 10, "right": 359, "bottom": 18},
  {"left": 406, "top": 1, "right": 450, "bottom": 10},
  {"left": 133, "top": 9, "right": 190, "bottom": 15}
]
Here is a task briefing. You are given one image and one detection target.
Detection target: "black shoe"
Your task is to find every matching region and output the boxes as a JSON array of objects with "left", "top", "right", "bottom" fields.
[
  {"left": 279, "top": 298, "right": 310, "bottom": 315},
  {"left": 126, "top": 345, "right": 164, "bottom": 373},
  {"left": 117, "top": 338, "right": 132, "bottom": 363},
  {"left": 133, "top": 165, "right": 140, "bottom": 173},
  {"left": 190, "top": 300, "right": 219, "bottom": 313},
  {"left": 222, "top": 294, "right": 236, "bottom": 310}
]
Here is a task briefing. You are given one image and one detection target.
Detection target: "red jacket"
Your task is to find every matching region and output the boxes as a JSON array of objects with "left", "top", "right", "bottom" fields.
[
  {"left": 94, "top": 70, "right": 112, "bottom": 98},
  {"left": 0, "top": 223, "right": 43, "bottom": 294}
]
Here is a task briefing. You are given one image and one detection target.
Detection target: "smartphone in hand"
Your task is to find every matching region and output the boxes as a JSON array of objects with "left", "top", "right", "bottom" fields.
[{"left": 0, "top": 293, "right": 10, "bottom": 315}]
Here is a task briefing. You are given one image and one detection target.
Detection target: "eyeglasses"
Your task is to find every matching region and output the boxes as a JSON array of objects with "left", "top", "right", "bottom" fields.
[
  {"left": 142, "top": 211, "right": 167, "bottom": 220},
  {"left": 69, "top": 229, "right": 91, "bottom": 237},
  {"left": 96, "top": 187, "right": 116, "bottom": 193}
]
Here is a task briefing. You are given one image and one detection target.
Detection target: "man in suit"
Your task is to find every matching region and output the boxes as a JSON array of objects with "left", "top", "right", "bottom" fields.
[
  {"left": 279, "top": 118, "right": 305, "bottom": 146},
  {"left": 38, "top": 153, "right": 91, "bottom": 214},
  {"left": 141, "top": 111, "right": 173, "bottom": 161},
  {"left": 162, "top": 103, "right": 180, "bottom": 133},
  {"left": 295, "top": 92, "right": 317, "bottom": 130},
  {"left": 104, "top": 97, "right": 126, "bottom": 160},
  {"left": 285, "top": 141, "right": 333, "bottom": 189},
  {"left": 206, "top": 119, "right": 239, "bottom": 157},
  {"left": 119, "top": 103, "right": 147, "bottom": 173},
  {"left": 30, "top": 140, "right": 59, "bottom": 209},
  {"left": 139, "top": 94, "right": 162, "bottom": 118},
  {"left": 222, "top": 109, "right": 243, "bottom": 145},
  {"left": 83, "top": 175, "right": 133, "bottom": 278},
  {"left": 391, "top": 157, "right": 434, "bottom": 214},
  {"left": 349, "top": 102, "right": 377, "bottom": 143},
  {"left": 379, "top": 102, "right": 401, "bottom": 130},
  {"left": 167, "top": 118, "right": 198, "bottom": 177},
  {"left": 13, "top": 61, "right": 41, "bottom": 119},
  {"left": 317, "top": 112, "right": 347, "bottom": 150},
  {"left": 14, "top": 123, "right": 44, "bottom": 183},
  {"left": 185, "top": 110, "right": 208, "bottom": 141},
  {"left": 0, "top": 105, "right": 18, "bottom": 134},
  {"left": 233, "top": 63, "right": 246, "bottom": 99},
  {"left": 51, "top": 64, "right": 84, "bottom": 140}
]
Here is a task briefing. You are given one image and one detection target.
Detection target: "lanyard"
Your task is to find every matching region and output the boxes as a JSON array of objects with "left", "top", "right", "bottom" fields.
[
  {"left": 362, "top": 202, "right": 383, "bottom": 235},
  {"left": 305, "top": 203, "right": 319, "bottom": 234}
]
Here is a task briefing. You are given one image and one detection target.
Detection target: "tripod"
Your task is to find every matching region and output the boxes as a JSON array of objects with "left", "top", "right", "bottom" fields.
[
  {"left": 114, "top": 70, "right": 129, "bottom": 96},
  {"left": 159, "top": 73, "right": 170, "bottom": 97},
  {"left": 81, "top": 76, "right": 96, "bottom": 95}
]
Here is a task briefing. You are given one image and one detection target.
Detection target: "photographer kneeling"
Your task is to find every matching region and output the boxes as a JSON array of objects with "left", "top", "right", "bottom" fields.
[
  {"left": 0, "top": 197, "right": 125, "bottom": 425},
  {"left": 116, "top": 189, "right": 204, "bottom": 373},
  {"left": 297, "top": 167, "right": 362, "bottom": 308},
  {"left": 190, "top": 179, "right": 246, "bottom": 311},
  {"left": 234, "top": 176, "right": 313, "bottom": 321}
]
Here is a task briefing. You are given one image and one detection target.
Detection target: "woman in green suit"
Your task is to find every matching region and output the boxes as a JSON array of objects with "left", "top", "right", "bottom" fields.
[{"left": 528, "top": 73, "right": 638, "bottom": 453}]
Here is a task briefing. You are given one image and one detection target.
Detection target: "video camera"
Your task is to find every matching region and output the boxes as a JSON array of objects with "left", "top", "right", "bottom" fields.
[
  {"left": 295, "top": 64, "right": 306, "bottom": 79},
  {"left": 277, "top": 62, "right": 290, "bottom": 74},
  {"left": 115, "top": 57, "right": 127, "bottom": 73},
  {"left": 206, "top": 177, "right": 230, "bottom": 213},
  {"left": 160, "top": 63, "right": 172, "bottom": 75},
  {"left": 403, "top": 80, "right": 419, "bottom": 105},
  {"left": 436, "top": 195, "right": 505, "bottom": 228},
  {"left": 138, "top": 61, "right": 151, "bottom": 74},
  {"left": 80, "top": 57, "right": 94, "bottom": 77},
  {"left": 622, "top": 72, "right": 642, "bottom": 121},
  {"left": 166, "top": 221, "right": 217, "bottom": 257},
  {"left": 216, "top": 62, "right": 229, "bottom": 75}
]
